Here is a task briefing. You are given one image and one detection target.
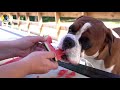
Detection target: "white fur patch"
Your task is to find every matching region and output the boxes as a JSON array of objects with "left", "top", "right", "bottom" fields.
[
  {"left": 76, "top": 22, "right": 92, "bottom": 39},
  {"left": 57, "top": 22, "right": 92, "bottom": 65},
  {"left": 82, "top": 57, "right": 114, "bottom": 73},
  {"left": 66, "top": 43, "right": 81, "bottom": 64},
  {"left": 81, "top": 50, "right": 115, "bottom": 73},
  {"left": 84, "top": 51, "right": 99, "bottom": 59},
  {"left": 110, "top": 29, "right": 120, "bottom": 38},
  {"left": 79, "top": 29, "right": 117, "bottom": 72},
  {"left": 57, "top": 35, "right": 66, "bottom": 49}
]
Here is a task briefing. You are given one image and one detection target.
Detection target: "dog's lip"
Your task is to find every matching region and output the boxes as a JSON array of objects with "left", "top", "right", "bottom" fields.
[
  {"left": 58, "top": 48, "right": 74, "bottom": 63},
  {"left": 60, "top": 49, "right": 80, "bottom": 65},
  {"left": 61, "top": 54, "right": 69, "bottom": 61},
  {"left": 61, "top": 52, "right": 74, "bottom": 64}
]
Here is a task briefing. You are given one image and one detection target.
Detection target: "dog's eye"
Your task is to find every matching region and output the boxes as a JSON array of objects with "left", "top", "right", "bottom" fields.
[
  {"left": 68, "top": 30, "right": 77, "bottom": 35},
  {"left": 79, "top": 36, "right": 92, "bottom": 50},
  {"left": 68, "top": 25, "right": 78, "bottom": 34},
  {"left": 68, "top": 28, "right": 78, "bottom": 34}
]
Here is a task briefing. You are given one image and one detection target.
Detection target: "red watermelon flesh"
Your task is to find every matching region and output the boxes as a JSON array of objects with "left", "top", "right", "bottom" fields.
[
  {"left": 65, "top": 71, "right": 76, "bottom": 78},
  {"left": 1, "top": 57, "right": 22, "bottom": 66},
  {"left": 44, "top": 35, "right": 64, "bottom": 61},
  {"left": 55, "top": 49, "right": 64, "bottom": 60},
  {"left": 57, "top": 70, "right": 68, "bottom": 77},
  {"left": 44, "top": 35, "right": 52, "bottom": 43},
  {"left": 44, "top": 42, "right": 64, "bottom": 61}
]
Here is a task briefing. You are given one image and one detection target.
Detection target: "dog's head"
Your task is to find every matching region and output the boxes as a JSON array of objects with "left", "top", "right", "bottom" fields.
[{"left": 57, "top": 16, "right": 114, "bottom": 65}]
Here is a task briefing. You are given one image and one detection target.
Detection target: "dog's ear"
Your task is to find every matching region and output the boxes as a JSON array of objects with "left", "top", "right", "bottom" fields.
[
  {"left": 105, "top": 28, "right": 115, "bottom": 56},
  {"left": 76, "top": 16, "right": 84, "bottom": 20}
]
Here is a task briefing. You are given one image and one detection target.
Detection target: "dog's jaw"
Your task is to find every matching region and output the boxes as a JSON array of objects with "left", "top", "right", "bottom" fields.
[
  {"left": 57, "top": 34, "right": 82, "bottom": 65},
  {"left": 57, "top": 22, "right": 92, "bottom": 65},
  {"left": 65, "top": 41, "right": 81, "bottom": 65}
]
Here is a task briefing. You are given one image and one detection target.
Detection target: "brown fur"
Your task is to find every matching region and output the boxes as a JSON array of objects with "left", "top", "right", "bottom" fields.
[
  {"left": 113, "top": 27, "right": 120, "bottom": 35},
  {"left": 73, "top": 16, "right": 120, "bottom": 75}
]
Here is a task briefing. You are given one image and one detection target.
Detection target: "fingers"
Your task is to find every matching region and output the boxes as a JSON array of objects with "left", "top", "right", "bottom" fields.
[
  {"left": 41, "top": 51, "right": 55, "bottom": 59},
  {"left": 35, "top": 47, "right": 47, "bottom": 51},
  {"left": 28, "top": 36, "right": 46, "bottom": 43},
  {"left": 36, "top": 36, "right": 47, "bottom": 42},
  {"left": 32, "top": 51, "right": 55, "bottom": 59},
  {"left": 38, "top": 51, "right": 58, "bottom": 69},
  {"left": 49, "top": 61, "right": 58, "bottom": 70},
  {"left": 45, "top": 58, "right": 58, "bottom": 70}
]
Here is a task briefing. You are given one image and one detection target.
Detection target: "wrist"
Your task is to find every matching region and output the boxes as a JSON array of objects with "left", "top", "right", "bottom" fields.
[
  {"left": 0, "top": 41, "right": 20, "bottom": 60},
  {"left": 9, "top": 40, "right": 22, "bottom": 57},
  {"left": 0, "top": 53, "right": 32, "bottom": 78},
  {"left": 21, "top": 57, "right": 32, "bottom": 75}
]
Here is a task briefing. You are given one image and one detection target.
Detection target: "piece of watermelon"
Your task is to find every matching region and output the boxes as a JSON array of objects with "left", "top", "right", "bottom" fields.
[
  {"left": 57, "top": 70, "right": 68, "bottom": 77},
  {"left": 1, "top": 57, "right": 22, "bottom": 66},
  {"left": 44, "top": 42, "right": 56, "bottom": 52},
  {"left": 44, "top": 35, "right": 52, "bottom": 44},
  {"left": 55, "top": 49, "right": 64, "bottom": 60},
  {"left": 65, "top": 71, "right": 76, "bottom": 78},
  {"left": 44, "top": 35, "right": 64, "bottom": 61},
  {"left": 44, "top": 42, "right": 64, "bottom": 61}
]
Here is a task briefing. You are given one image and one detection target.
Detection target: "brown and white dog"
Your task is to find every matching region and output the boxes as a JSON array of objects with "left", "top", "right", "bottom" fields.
[{"left": 57, "top": 16, "right": 120, "bottom": 75}]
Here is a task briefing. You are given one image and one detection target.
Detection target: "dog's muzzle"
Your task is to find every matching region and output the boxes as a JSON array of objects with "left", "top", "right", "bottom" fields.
[
  {"left": 62, "top": 37, "right": 75, "bottom": 50},
  {"left": 57, "top": 34, "right": 82, "bottom": 65}
]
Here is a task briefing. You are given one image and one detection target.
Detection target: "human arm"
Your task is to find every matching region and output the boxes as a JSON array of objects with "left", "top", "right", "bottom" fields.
[
  {"left": 0, "top": 51, "right": 58, "bottom": 78},
  {"left": 0, "top": 36, "right": 46, "bottom": 61},
  {"left": 0, "top": 41, "right": 19, "bottom": 60}
]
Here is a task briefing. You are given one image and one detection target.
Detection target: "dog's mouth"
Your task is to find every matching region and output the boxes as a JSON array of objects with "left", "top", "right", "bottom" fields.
[
  {"left": 57, "top": 34, "right": 82, "bottom": 65},
  {"left": 61, "top": 54, "right": 69, "bottom": 63},
  {"left": 60, "top": 49, "right": 81, "bottom": 65}
]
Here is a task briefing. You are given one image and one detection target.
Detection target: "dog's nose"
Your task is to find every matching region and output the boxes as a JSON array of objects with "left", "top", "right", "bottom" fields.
[{"left": 62, "top": 37, "right": 75, "bottom": 50}]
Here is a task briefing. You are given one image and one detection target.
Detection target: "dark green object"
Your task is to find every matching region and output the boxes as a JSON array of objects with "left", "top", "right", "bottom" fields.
[{"left": 58, "top": 61, "right": 120, "bottom": 78}]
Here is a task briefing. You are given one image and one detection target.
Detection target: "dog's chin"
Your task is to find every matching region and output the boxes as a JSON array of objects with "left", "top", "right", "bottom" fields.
[
  {"left": 68, "top": 57, "right": 80, "bottom": 65},
  {"left": 68, "top": 59, "right": 79, "bottom": 65},
  {"left": 61, "top": 53, "right": 80, "bottom": 65},
  {"left": 57, "top": 43, "right": 81, "bottom": 65}
]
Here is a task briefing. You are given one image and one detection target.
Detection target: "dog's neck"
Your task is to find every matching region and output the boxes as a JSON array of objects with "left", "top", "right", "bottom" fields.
[
  {"left": 83, "top": 49, "right": 115, "bottom": 73},
  {"left": 103, "top": 29, "right": 120, "bottom": 68},
  {"left": 83, "top": 29, "right": 120, "bottom": 73},
  {"left": 103, "top": 38, "right": 120, "bottom": 74}
]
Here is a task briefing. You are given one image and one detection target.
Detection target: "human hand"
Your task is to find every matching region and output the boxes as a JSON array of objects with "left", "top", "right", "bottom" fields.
[
  {"left": 12, "top": 36, "right": 47, "bottom": 57},
  {"left": 22, "top": 51, "right": 58, "bottom": 74}
]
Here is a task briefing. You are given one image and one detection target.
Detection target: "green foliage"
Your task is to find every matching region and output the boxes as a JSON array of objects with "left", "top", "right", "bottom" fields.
[
  {"left": 20, "top": 16, "right": 26, "bottom": 20},
  {"left": 42, "top": 17, "right": 55, "bottom": 22},
  {"left": 11, "top": 15, "right": 76, "bottom": 22},
  {"left": 13, "top": 15, "right": 17, "bottom": 19}
]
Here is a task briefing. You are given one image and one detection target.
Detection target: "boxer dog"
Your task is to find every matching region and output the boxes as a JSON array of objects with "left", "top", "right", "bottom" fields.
[{"left": 57, "top": 16, "right": 120, "bottom": 75}]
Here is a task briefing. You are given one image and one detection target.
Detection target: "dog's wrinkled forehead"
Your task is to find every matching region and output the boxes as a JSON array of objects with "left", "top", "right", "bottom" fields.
[{"left": 68, "top": 16, "right": 107, "bottom": 34}]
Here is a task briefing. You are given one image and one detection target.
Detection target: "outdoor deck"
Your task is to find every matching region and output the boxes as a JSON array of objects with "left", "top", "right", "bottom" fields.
[
  {"left": 0, "top": 26, "right": 88, "bottom": 78},
  {"left": 1, "top": 12, "right": 120, "bottom": 78}
]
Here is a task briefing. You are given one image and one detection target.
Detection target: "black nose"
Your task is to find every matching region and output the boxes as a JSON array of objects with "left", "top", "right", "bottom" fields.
[{"left": 62, "top": 37, "right": 75, "bottom": 50}]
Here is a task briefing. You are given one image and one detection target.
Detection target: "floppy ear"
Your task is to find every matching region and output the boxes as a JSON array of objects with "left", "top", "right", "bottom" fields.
[
  {"left": 76, "top": 16, "right": 84, "bottom": 20},
  {"left": 105, "top": 28, "right": 115, "bottom": 56}
]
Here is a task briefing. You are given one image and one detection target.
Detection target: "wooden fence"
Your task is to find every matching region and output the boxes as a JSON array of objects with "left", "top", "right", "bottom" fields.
[{"left": 0, "top": 12, "right": 120, "bottom": 40}]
